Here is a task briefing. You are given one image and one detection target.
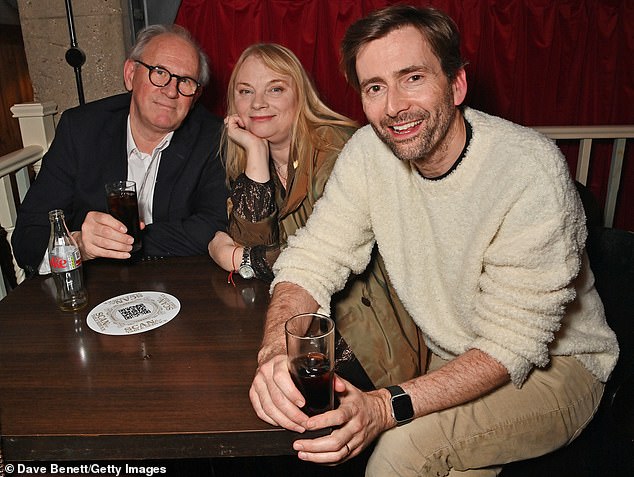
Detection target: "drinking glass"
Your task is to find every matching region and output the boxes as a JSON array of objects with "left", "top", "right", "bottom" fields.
[
  {"left": 285, "top": 313, "right": 335, "bottom": 416},
  {"left": 105, "top": 180, "right": 142, "bottom": 252}
]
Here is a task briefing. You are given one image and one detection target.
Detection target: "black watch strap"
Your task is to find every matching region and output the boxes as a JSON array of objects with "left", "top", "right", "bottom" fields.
[{"left": 386, "top": 385, "right": 414, "bottom": 426}]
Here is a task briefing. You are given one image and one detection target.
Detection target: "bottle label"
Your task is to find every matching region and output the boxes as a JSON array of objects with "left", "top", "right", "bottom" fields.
[{"left": 50, "top": 246, "right": 82, "bottom": 272}]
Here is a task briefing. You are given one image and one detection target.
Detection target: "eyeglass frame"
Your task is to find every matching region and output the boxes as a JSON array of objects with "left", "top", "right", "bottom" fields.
[{"left": 134, "top": 60, "right": 201, "bottom": 97}]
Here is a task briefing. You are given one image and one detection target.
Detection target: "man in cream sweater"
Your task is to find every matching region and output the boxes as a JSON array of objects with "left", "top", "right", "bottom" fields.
[{"left": 249, "top": 5, "right": 619, "bottom": 476}]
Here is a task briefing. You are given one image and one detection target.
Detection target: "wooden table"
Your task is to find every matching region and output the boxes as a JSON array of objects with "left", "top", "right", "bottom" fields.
[{"left": 0, "top": 256, "right": 305, "bottom": 461}]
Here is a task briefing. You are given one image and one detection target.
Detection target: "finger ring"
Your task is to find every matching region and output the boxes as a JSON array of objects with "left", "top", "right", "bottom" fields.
[{"left": 345, "top": 443, "right": 351, "bottom": 455}]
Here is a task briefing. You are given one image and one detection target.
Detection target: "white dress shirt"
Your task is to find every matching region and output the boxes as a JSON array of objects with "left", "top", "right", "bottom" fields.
[{"left": 126, "top": 116, "right": 174, "bottom": 225}]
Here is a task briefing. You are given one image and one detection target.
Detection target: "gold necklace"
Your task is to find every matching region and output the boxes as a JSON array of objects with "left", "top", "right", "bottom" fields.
[{"left": 273, "top": 160, "right": 287, "bottom": 182}]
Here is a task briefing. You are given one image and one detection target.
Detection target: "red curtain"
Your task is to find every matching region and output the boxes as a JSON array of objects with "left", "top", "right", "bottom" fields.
[{"left": 175, "top": 0, "right": 634, "bottom": 230}]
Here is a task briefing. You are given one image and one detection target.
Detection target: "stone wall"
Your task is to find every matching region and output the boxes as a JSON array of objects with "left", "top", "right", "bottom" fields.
[{"left": 16, "top": 0, "right": 127, "bottom": 117}]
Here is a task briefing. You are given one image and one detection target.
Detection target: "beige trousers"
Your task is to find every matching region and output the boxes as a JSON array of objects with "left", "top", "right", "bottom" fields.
[{"left": 366, "top": 354, "right": 604, "bottom": 477}]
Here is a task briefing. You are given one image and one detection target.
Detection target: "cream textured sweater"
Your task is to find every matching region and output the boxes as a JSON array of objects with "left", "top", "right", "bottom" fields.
[{"left": 273, "top": 108, "right": 619, "bottom": 386}]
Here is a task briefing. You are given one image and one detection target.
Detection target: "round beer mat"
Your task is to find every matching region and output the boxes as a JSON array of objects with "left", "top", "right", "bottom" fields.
[{"left": 86, "top": 291, "right": 180, "bottom": 335}]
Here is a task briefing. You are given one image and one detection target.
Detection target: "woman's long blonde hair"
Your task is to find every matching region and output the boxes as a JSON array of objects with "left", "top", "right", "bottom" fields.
[{"left": 223, "top": 43, "right": 357, "bottom": 183}]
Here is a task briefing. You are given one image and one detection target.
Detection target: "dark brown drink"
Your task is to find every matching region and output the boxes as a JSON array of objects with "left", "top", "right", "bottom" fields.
[
  {"left": 107, "top": 190, "right": 142, "bottom": 252},
  {"left": 289, "top": 351, "right": 334, "bottom": 416}
]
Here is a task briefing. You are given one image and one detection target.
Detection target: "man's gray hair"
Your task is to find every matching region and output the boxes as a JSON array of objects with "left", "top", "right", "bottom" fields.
[{"left": 128, "top": 24, "right": 210, "bottom": 87}]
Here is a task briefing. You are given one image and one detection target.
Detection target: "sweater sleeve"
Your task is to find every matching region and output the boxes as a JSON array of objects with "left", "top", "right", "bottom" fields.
[
  {"left": 271, "top": 134, "right": 376, "bottom": 311},
  {"left": 470, "top": 156, "right": 588, "bottom": 386}
]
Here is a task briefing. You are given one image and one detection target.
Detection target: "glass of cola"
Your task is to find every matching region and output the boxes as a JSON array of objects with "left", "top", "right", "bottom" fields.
[
  {"left": 285, "top": 313, "right": 335, "bottom": 416},
  {"left": 105, "top": 180, "right": 142, "bottom": 253}
]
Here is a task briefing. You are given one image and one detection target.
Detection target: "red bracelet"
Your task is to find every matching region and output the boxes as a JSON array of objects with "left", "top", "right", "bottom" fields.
[{"left": 227, "top": 245, "right": 239, "bottom": 287}]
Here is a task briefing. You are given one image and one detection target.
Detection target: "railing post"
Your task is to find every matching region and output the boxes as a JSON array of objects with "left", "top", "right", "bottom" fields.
[
  {"left": 604, "top": 138, "right": 627, "bottom": 228},
  {"left": 10, "top": 102, "right": 57, "bottom": 175},
  {"left": 575, "top": 138, "right": 593, "bottom": 186},
  {"left": 0, "top": 168, "right": 23, "bottom": 291}
]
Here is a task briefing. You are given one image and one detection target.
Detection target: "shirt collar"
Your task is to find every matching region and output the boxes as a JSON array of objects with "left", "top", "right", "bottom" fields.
[{"left": 126, "top": 115, "right": 175, "bottom": 157}]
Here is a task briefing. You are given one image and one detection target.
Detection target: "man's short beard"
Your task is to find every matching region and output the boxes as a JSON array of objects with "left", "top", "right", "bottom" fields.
[
  {"left": 371, "top": 119, "right": 436, "bottom": 163},
  {"left": 370, "top": 88, "right": 456, "bottom": 164}
]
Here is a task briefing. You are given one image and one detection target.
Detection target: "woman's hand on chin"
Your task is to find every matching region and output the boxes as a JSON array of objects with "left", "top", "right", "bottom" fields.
[
  {"left": 225, "top": 114, "right": 270, "bottom": 181},
  {"left": 225, "top": 114, "right": 268, "bottom": 154}
]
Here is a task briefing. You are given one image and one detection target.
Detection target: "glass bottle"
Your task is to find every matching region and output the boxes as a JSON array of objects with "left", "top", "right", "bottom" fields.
[{"left": 48, "top": 209, "right": 88, "bottom": 311}]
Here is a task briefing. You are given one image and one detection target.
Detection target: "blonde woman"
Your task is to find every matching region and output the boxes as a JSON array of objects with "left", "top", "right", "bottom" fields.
[{"left": 209, "top": 43, "right": 425, "bottom": 389}]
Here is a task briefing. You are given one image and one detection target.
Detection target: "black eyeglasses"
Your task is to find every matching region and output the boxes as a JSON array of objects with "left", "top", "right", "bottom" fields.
[{"left": 135, "top": 60, "right": 201, "bottom": 97}]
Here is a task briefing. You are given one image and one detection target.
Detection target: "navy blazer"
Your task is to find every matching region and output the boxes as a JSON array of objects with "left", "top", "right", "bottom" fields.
[{"left": 12, "top": 93, "right": 228, "bottom": 273}]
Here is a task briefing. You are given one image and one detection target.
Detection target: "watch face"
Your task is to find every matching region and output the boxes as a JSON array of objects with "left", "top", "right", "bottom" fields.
[
  {"left": 392, "top": 393, "right": 414, "bottom": 424},
  {"left": 238, "top": 265, "right": 255, "bottom": 279}
]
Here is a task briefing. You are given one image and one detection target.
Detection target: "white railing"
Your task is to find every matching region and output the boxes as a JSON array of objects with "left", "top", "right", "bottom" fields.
[
  {"left": 0, "top": 102, "right": 57, "bottom": 299},
  {"left": 534, "top": 125, "right": 634, "bottom": 228}
]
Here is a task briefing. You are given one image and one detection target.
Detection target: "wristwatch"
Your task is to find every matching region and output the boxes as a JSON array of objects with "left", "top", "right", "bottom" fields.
[
  {"left": 386, "top": 385, "right": 414, "bottom": 426},
  {"left": 238, "top": 246, "right": 255, "bottom": 279}
]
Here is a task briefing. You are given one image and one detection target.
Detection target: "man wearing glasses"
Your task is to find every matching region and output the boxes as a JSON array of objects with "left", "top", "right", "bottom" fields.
[{"left": 13, "top": 25, "right": 227, "bottom": 274}]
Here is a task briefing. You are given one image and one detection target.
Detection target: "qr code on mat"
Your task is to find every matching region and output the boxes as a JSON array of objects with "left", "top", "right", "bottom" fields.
[{"left": 118, "top": 303, "right": 152, "bottom": 320}]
